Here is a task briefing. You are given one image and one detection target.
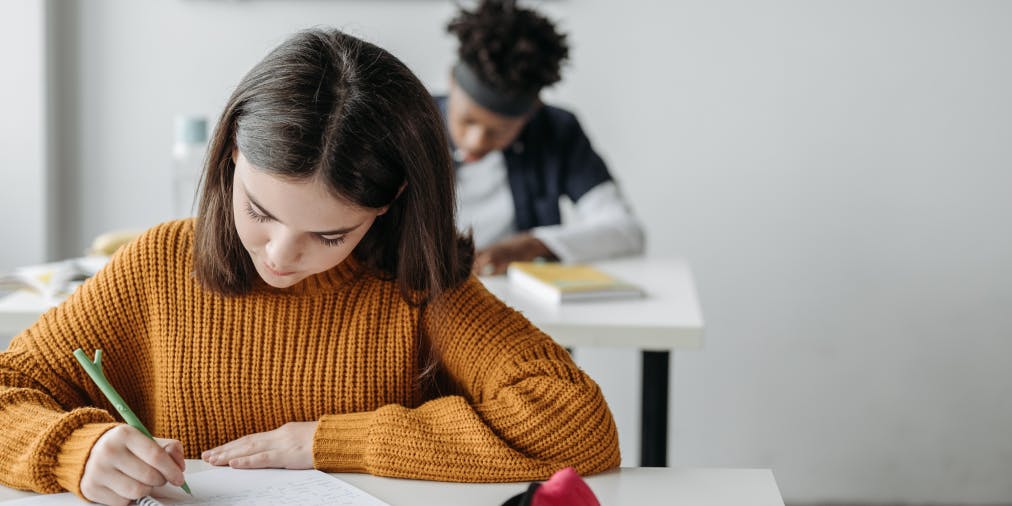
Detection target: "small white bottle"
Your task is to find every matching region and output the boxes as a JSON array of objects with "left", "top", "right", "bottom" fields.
[{"left": 172, "top": 115, "right": 208, "bottom": 218}]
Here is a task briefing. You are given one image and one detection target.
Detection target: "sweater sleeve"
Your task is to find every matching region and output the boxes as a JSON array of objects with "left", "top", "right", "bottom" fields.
[
  {"left": 0, "top": 226, "right": 160, "bottom": 495},
  {"left": 312, "top": 276, "right": 621, "bottom": 482}
]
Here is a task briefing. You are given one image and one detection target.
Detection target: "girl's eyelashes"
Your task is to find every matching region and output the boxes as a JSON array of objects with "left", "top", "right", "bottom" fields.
[
  {"left": 245, "top": 201, "right": 271, "bottom": 223},
  {"left": 317, "top": 235, "right": 346, "bottom": 247},
  {"left": 246, "top": 201, "right": 347, "bottom": 247}
]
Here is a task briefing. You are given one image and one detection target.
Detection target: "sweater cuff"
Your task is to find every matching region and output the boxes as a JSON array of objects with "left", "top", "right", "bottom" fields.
[
  {"left": 312, "top": 412, "right": 375, "bottom": 473},
  {"left": 54, "top": 422, "right": 120, "bottom": 497}
]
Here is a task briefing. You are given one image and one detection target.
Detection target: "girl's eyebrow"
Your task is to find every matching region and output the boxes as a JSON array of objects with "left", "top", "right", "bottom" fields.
[{"left": 242, "top": 183, "right": 363, "bottom": 236}]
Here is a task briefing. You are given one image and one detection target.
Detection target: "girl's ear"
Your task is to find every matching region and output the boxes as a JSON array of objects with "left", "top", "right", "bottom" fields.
[
  {"left": 231, "top": 147, "right": 240, "bottom": 165},
  {"left": 377, "top": 182, "right": 408, "bottom": 216}
]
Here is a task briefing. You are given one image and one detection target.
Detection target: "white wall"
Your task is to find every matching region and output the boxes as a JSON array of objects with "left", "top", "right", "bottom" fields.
[
  {"left": 0, "top": 0, "right": 48, "bottom": 272},
  {"left": 37, "top": 0, "right": 1012, "bottom": 503},
  {"left": 48, "top": 0, "right": 461, "bottom": 255}
]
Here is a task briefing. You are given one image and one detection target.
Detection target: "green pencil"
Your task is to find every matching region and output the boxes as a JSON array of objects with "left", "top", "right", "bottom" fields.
[{"left": 73, "top": 349, "right": 192, "bottom": 495}]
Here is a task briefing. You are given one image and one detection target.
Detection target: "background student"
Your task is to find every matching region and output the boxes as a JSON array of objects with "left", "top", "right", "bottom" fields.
[
  {"left": 439, "top": 0, "right": 646, "bottom": 276},
  {"left": 0, "top": 28, "right": 620, "bottom": 505}
]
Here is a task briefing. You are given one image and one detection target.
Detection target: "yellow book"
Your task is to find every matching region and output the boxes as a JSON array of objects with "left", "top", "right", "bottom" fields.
[{"left": 506, "top": 262, "right": 645, "bottom": 304}]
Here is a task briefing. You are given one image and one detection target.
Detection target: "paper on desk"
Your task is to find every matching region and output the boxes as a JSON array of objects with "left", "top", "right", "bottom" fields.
[
  {"left": 4, "top": 467, "right": 390, "bottom": 506},
  {"left": 0, "top": 257, "right": 109, "bottom": 306}
]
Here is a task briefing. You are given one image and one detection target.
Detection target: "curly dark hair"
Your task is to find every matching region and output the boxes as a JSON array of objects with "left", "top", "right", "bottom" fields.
[{"left": 447, "top": 0, "right": 569, "bottom": 96}]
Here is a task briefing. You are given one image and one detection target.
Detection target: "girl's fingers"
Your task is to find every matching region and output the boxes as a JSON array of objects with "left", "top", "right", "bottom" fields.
[
  {"left": 82, "top": 427, "right": 184, "bottom": 504},
  {"left": 81, "top": 479, "right": 129, "bottom": 506},
  {"left": 159, "top": 439, "right": 186, "bottom": 470},
  {"left": 114, "top": 449, "right": 171, "bottom": 488},
  {"left": 203, "top": 431, "right": 269, "bottom": 465},
  {"left": 87, "top": 485, "right": 132, "bottom": 506},
  {"left": 227, "top": 450, "right": 279, "bottom": 469},
  {"left": 124, "top": 433, "right": 185, "bottom": 486},
  {"left": 103, "top": 467, "right": 154, "bottom": 504},
  {"left": 202, "top": 422, "right": 315, "bottom": 469}
]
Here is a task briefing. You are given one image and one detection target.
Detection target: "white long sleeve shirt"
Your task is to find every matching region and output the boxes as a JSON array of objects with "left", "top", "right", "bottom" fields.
[{"left": 455, "top": 152, "right": 645, "bottom": 262}]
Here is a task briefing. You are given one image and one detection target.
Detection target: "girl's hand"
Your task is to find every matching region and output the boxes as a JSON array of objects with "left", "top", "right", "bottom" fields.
[
  {"left": 201, "top": 421, "right": 317, "bottom": 470},
  {"left": 81, "top": 425, "right": 185, "bottom": 506}
]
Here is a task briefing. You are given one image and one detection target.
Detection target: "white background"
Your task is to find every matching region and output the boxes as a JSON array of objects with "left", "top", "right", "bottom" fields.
[
  {"left": 0, "top": 0, "right": 48, "bottom": 271},
  {"left": 1, "top": 1, "right": 1010, "bottom": 503}
]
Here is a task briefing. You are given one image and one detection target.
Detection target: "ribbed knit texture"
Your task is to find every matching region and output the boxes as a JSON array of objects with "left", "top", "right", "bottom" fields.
[{"left": 0, "top": 219, "right": 620, "bottom": 495}]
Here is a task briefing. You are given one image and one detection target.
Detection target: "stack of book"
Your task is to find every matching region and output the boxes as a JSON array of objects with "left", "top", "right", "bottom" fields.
[{"left": 506, "top": 261, "right": 645, "bottom": 304}]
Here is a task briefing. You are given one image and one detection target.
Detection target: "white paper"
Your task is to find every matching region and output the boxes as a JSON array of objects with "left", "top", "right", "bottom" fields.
[{"left": 3, "top": 468, "right": 389, "bottom": 506}]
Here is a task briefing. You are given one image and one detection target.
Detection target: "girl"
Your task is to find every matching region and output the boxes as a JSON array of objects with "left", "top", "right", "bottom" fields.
[{"left": 0, "top": 29, "right": 620, "bottom": 505}]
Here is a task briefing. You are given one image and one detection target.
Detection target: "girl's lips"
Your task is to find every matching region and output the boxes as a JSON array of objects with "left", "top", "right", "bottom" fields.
[{"left": 264, "top": 263, "right": 295, "bottom": 277}]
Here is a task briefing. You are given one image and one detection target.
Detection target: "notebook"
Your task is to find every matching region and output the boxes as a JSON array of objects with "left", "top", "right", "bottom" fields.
[
  {"left": 507, "top": 262, "right": 645, "bottom": 304},
  {"left": 4, "top": 467, "right": 390, "bottom": 506}
]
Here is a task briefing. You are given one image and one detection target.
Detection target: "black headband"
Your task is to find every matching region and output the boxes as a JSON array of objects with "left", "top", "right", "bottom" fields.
[{"left": 452, "top": 62, "right": 537, "bottom": 117}]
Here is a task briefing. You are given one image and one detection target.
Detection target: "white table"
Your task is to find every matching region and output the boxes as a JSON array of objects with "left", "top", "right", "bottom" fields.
[
  {"left": 0, "top": 257, "right": 705, "bottom": 467},
  {"left": 480, "top": 257, "right": 703, "bottom": 350},
  {"left": 481, "top": 257, "right": 705, "bottom": 467},
  {"left": 0, "top": 290, "right": 55, "bottom": 338},
  {"left": 0, "top": 257, "right": 107, "bottom": 338},
  {"left": 0, "top": 460, "right": 783, "bottom": 505}
]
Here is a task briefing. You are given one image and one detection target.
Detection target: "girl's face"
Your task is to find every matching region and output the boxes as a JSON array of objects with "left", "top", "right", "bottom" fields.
[{"left": 232, "top": 150, "right": 387, "bottom": 289}]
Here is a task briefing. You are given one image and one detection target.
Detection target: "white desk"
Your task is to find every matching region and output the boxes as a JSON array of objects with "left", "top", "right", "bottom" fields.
[
  {"left": 480, "top": 257, "right": 704, "bottom": 350},
  {"left": 0, "top": 290, "right": 55, "bottom": 338},
  {"left": 481, "top": 257, "right": 705, "bottom": 467},
  {"left": 0, "top": 460, "right": 784, "bottom": 505},
  {"left": 0, "top": 257, "right": 705, "bottom": 467},
  {"left": 0, "top": 257, "right": 107, "bottom": 338}
]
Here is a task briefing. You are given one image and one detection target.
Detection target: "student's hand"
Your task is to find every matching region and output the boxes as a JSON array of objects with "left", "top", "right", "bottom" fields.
[
  {"left": 80, "top": 425, "right": 185, "bottom": 506},
  {"left": 473, "top": 233, "right": 557, "bottom": 276},
  {"left": 201, "top": 421, "right": 317, "bottom": 470}
]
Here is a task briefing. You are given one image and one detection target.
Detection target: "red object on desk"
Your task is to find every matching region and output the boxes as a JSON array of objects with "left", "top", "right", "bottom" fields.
[
  {"left": 534, "top": 467, "right": 600, "bottom": 506},
  {"left": 501, "top": 467, "right": 600, "bottom": 506}
]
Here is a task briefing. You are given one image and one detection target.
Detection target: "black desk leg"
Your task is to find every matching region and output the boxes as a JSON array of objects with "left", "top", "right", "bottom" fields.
[{"left": 641, "top": 350, "right": 669, "bottom": 467}]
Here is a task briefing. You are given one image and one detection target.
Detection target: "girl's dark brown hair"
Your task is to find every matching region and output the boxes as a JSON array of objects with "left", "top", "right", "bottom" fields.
[{"left": 194, "top": 28, "right": 473, "bottom": 304}]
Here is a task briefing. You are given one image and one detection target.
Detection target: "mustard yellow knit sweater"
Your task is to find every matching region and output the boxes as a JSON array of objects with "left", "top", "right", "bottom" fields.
[{"left": 0, "top": 220, "right": 620, "bottom": 496}]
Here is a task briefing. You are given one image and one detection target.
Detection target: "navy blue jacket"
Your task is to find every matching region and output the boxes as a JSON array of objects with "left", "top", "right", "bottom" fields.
[{"left": 436, "top": 96, "right": 614, "bottom": 231}]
